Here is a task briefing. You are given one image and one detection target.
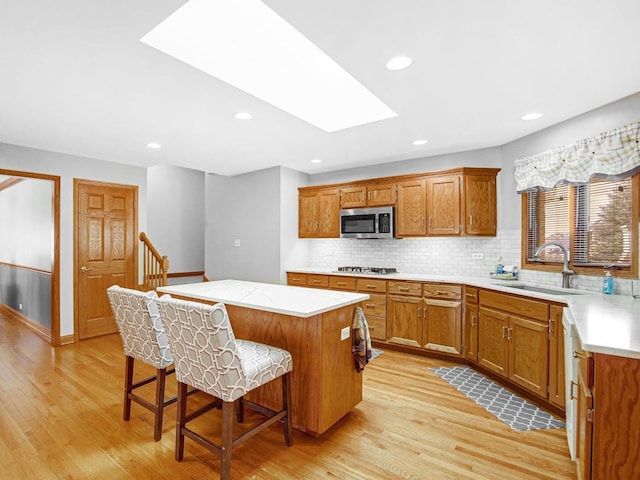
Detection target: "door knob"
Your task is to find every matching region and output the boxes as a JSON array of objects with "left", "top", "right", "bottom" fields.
[{"left": 81, "top": 266, "right": 93, "bottom": 272}]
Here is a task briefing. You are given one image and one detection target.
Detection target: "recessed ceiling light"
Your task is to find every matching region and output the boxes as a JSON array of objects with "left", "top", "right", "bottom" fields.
[
  {"left": 141, "top": 0, "right": 396, "bottom": 132},
  {"left": 521, "top": 112, "right": 543, "bottom": 121},
  {"left": 311, "top": 158, "right": 322, "bottom": 164},
  {"left": 146, "top": 142, "right": 162, "bottom": 149},
  {"left": 386, "top": 56, "right": 413, "bottom": 71},
  {"left": 234, "top": 112, "right": 253, "bottom": 120},
  {"left": 412, "top": 139, "right": 428, "bottom": 145}
]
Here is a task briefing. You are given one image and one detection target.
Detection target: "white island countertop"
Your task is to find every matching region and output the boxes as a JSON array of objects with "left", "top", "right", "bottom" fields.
[
  {"left": 157, "top": 279, "right": 369, "bottom": 318},
  {"left": 288, "top": 267, "right": 640, "bottom": 359}
]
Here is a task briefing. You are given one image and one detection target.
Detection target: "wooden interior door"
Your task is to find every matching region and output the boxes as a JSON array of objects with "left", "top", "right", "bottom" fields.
[{"left": 75, "top": 180, "right": 137, "bottom": 339}]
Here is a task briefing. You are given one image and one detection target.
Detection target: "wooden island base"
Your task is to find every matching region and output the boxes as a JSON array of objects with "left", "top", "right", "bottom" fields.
[{"left": 169, "top": 295, "right": 363, "bottom": 437}]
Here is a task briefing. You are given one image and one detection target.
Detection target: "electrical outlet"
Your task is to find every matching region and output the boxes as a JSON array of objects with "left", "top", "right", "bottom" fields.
[
  {"left": 234, "top": 239, "right": 241, "bottom": 247},
  {"left": 472, "top": 253, "right": 484, "bottom": 260},
  {"left": 19, "top": 303, "right": 23, "bottom": 310},
  {"left": 340, "top": 326, "right": 350, "bottom": 341}
]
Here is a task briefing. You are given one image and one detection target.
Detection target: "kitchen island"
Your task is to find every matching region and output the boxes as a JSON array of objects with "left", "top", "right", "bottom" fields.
[{"left": 157, "top": 279, "right": 370, "bottom": 437}]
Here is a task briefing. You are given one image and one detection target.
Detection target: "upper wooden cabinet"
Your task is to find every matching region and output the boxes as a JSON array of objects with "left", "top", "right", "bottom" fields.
[
  {"left": 340, "top": 183, "right": 396, "bottom": 209},
  {"left": 426, "top": 174, "right": 461, "bottom": 235},
  {"left": 463, "top": 174, "right": 497, "bottom": 236},
  {"left": 396, "top": 178, "right": 427, "bottom": 236},
  {"left": 298, "top": 167, "right": 500, "bottom": 238},
  {"left": 298, "top": 188, "right": 340, "bottom": 238}
]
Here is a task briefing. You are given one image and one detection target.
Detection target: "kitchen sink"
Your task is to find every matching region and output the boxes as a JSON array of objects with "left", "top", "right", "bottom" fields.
[{"left": 503, "top": 285, "right": 585, "bottom": 295}]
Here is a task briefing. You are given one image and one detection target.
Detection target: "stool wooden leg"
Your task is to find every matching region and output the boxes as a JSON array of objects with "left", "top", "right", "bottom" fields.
[
  {"left": 220, "top": 401, "right": 234, "bottom": 480},
  {"left": 175, "top": 382, "right": 188, "bottom": 461},
  {"left": 282, "top": 372, "right": 293, "bottom": 446},
  {"left": 153, "top": 368, "right": 167, "bottom": 441},
  {"left": 123, "top": 356, "right": 134, "bottom": 421}
]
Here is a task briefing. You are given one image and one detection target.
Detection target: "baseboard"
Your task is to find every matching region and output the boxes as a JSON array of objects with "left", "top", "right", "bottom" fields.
[{"left": 0, "top": 303, "right": 52, "bottom": 343}]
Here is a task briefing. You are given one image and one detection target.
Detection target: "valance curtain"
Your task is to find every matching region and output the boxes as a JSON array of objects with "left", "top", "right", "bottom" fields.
[{"left": 514, "top": 121, "right": 640, "bottom": 193}]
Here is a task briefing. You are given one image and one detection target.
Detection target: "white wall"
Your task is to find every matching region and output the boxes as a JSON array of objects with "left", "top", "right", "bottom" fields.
[
  {"left": 280, "top": 167, "right": 309, "bottom": 284},
  {"left": 302, "top": 92, "right": 640, "bottom": 295},
  {"left": 0, "top": 142, "right": 147, "bottom": 336},
  {"left": 147, "top": 164, "right": 204, "bottom": 273},
  {"left": 499, "top": 92, "right": 640, "bottom": 230},
  {"left": 0, "top": 178, "right": 53, "bottom": 271},
  {"left": 205, "top": 167, "right": 283, "bottom": 284}
]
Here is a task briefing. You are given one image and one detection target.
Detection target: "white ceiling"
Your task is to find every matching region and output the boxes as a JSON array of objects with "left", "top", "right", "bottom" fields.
[{"left": 1, "top": 0, "right": 639, "bottom": 177}]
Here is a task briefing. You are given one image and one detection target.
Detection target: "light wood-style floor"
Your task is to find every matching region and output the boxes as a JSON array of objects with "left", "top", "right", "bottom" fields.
[{"left": 0, "top": 312, "right": 576, "bottom": 479}]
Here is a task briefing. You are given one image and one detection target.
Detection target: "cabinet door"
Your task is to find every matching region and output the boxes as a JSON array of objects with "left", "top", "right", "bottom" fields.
[
  {"left": 478, "top": 307, "right": 509, "bottom": 378},
  {"left": 388, "top": 294, "right": 422, "bottom": 347},
  {"left": 464, "top": 174, "right": 496, "bottom": 236},
  {"left": 576, "top": 354, "right": 593, "bottom": 480},
  {"left": 367, "top": 183, "right": 396, "bottom": 206},
  {"left": 299, "top": 192, "right": 319, "bottom": 237},
  {"left": 508, "top": 314, "right": 549, "bottom": 397},
  {"left": 548, "top": 305, "right": 565, "bottom": 408},
  {"left": 424, "top": 298, "right": 462, "bottom": 354},
  {"left": 464, "top": 303, "right": 479, "bottom": 362},
  {"left": 396, "top": 179, "right": 427, "bottom": 236},
  {"left": 340, "top": 186, "right": 367, "bottom": 209},
  {"left": 318, "top": 189, "right": 340, "bottom": 237},
  {"left": 426, "top": 175, "right": 461, "bottom": 235}
]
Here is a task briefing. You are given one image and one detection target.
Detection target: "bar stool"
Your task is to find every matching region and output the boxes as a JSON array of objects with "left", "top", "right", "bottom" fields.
[
  {"left": 156, "top": 296, "right": 293, "bottom": 480},
  {"left": 106, "top": 285, "right": 176, "bottom": 441}
]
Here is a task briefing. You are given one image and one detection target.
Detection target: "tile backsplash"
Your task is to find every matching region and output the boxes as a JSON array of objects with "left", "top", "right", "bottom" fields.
[{"left": 306, "top": 229, "right": 635, "bottom": 295}]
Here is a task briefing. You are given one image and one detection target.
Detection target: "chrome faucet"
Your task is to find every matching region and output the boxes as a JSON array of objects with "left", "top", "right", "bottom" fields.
[{"left": 534, "top": 242, "right": 574, "bottom": 288}]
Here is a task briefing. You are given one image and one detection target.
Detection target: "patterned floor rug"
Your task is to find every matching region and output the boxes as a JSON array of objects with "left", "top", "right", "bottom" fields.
[{"left": 430, "top": 366, "right": 565, "bottom": 431}]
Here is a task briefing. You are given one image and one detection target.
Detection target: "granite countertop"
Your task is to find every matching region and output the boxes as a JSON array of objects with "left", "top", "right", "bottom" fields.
[
  {"left": 158, "top": 279, "right": 369, "bottom": 318},
  {"left": 287, "top": 267, "right": 640, "bottom": 359}
]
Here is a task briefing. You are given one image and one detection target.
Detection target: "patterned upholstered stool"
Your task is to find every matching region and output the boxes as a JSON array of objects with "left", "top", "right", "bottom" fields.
[
  {"left": 156, "top": 296, "right": 293, "bottom": 480},
  {"left": 106, "top": 285, "right": 176, "bottom": 441}
]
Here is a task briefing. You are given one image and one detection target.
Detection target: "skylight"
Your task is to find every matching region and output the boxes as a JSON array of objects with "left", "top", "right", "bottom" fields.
[{"left": 141, "top": 0, "right": 397, "bottom": 132}]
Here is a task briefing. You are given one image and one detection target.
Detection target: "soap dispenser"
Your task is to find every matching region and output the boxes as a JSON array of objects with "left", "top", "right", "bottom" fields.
[{"left": 602, "top": 271, "right": 614, "bottom": 295}]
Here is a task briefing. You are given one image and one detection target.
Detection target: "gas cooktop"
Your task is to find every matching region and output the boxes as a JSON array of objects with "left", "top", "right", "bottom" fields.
[{"left": 334, "top": 266, "right": 397, "bottom": 275}]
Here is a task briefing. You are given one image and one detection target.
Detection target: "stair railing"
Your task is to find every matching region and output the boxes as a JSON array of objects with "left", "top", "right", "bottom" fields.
[{"left": 139, "top": 232, "right": 169, "bottom": 291}]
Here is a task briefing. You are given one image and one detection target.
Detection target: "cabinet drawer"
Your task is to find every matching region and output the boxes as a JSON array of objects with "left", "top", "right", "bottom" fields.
[
  {"left": 360, "top": 293, "right": 387, "bottom": 317},
  {"left": 287, "top": 273, "right": 307, "bottom": 286},
  {"left": 479, "top": 289, "right": 549, "bottom": 322},
  {"left": 423, "top": 284, "right": 462, "bottom": 300},
  {"left": 367, "top": 315, "right": 386, "bottom": 341},
  {"left": 307, "top": 274, "right": 329, "bottom": 288},
  {"left": 388, "top": 281, "right": 422, "bottom": 296},
  {"left": 356, "top": 278, "right": 387, "bottom": 293},
  {"left": 328, "top": 276, "right": 357, "bottom": 290},
  {"left": 464, "top": 287, "right": 479, "bottom": 304}
]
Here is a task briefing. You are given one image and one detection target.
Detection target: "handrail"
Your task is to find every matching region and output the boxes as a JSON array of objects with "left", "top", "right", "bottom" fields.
[{"left": 139, "top": 232, "right": 169, "bottom": 291}]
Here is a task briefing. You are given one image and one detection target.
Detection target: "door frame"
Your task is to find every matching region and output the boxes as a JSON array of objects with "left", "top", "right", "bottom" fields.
[
  {"left": 73, "top": 178, "right": 138, "bottom": 342},
  {"left": 0, "top": 169, "right": 61, "bottom": 346}
]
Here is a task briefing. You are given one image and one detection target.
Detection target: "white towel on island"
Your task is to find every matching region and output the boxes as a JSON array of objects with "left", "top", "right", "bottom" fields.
[{"left": 352, "top": 306, "right": 372, "bottom": 372}]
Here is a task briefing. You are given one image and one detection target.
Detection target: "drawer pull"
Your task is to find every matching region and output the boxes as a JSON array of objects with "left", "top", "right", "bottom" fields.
[
  {"left": 365, "top": 284, "right": 377, "bottom": 289},
  {"left": 502, "top": 326, "right": 507, "bottom": 338},
  {"left": 435, "top": 290, "right": 448, "bottom": 295},
  {"left": 337, "top": 282, "right": 347, "bottom": 286},
  {"left": 399, "top": 287, "right": 410, "bottom": 292},
  {"left": 365, "top": 304, "right": 376, "bottom": 308},
  {"left": 573, "top": 351, "right": 588, "bottom": 359},
  {"left": 471, "top": 315, "right": 477, "bottom": 327},
  {"left": 465, "top": 293, "right": 476, "bottom": 298}
]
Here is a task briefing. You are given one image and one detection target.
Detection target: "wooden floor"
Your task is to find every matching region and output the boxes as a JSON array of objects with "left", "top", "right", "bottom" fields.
[{"left": 0, "top": 312, "right": 576, "bottom": 479}]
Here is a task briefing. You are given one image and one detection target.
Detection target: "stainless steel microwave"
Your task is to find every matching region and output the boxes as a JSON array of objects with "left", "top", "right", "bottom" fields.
[{"left": 340, "top": 207, "right": 395, "bottom": 239}]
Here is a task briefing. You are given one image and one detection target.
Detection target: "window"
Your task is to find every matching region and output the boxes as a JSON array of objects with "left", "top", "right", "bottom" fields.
[{"left": 522, "top": 175, "right": 638, "bottom": 277}]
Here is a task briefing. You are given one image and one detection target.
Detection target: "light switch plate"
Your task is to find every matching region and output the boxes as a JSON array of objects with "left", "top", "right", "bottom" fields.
[{"left": 340, "top": 326, "right": 350, "bottom": 341}]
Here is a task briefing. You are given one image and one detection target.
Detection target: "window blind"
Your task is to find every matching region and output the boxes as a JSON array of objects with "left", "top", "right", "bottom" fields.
[{"left": 574, "top": 177, "right": 632, "bottom": 266}]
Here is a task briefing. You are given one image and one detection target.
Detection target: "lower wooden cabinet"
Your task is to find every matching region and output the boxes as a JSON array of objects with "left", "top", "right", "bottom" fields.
[
  {"left": 387, "top": 293, "right": 422, "bottom": 347},
  {"left": 577, "top": 352, "right": 640, "bottom": 479},
  {"left": 477, "top": 290, "right": 550, "bottom": 399}
]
